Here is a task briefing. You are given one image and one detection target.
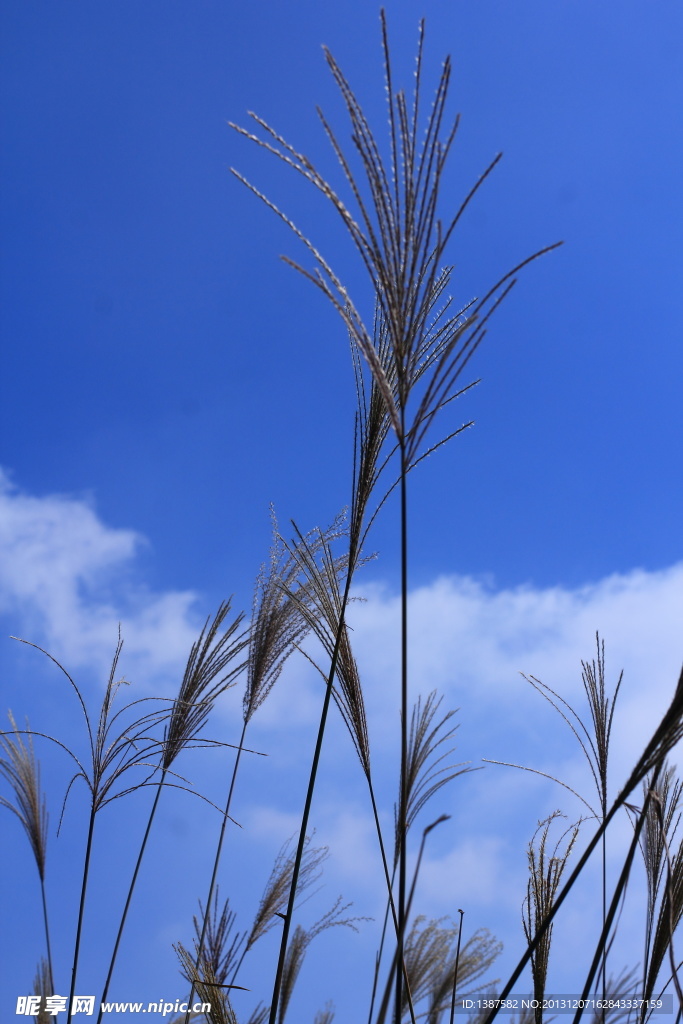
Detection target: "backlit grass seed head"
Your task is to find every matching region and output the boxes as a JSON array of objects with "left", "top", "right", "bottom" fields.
[
  {"left": 279, "top": 517, "right": 371, "bottom": 777},
  {"left": 278, "top": 898, "right": 361, "bottom": 1024},
  {"left": 175, "top": 943, "right": 238, "bottom": 1024},
  {"left": 232, "top": 12, "right": 559, "bottom": 480},
  {"left": 0, "top": 711, "right": 48, "bottom": 881},
  {"left": 32, "top": 959, "right": 52, "bottom": 1024},
  {"left": 12, "top": 634, "right": 168, "bottom": 817},
  {"left": 247, "top": 834, "right": 328, "bottom": 952},
  {"left": 395, "top": 691, "right": 470, "bottom": 866},
  {"left": 163, "top": 600, "right": 248, "bottom": 770},
  {"left": 639, "top": 765, "right": 683, "bottom": 1006},
  {"left": 400, "top": 916, "right": 501, "bottom": 1022},
  {"left": 244, "top": 510, "right": 346, "bottom": 724},
  {"left": 187, "top": 887, "right": 244, "bottom": 988},
  {"left": 522, "top": 812, "right": 580, "bottom": 1012}
]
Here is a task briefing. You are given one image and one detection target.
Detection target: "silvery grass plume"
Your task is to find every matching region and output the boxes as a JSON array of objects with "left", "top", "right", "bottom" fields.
[
  {"left": 485, "top": 636, "right": 624, "bottom": 1005},
  {"left": 185, "top": 888, "right": 244, "bottom": 990},
  {"left": 276, "top": 516, "right": 370, "bottom": 779},
  {"left": 277, "top": 516, "right": 427, "bottom": 1023},
  {"left": 482, "top": 660, "right": 683, "bottom": 1024},
  {"left": 32, "top": 959, "right": 52, "bottom": 1024},
  {"left": 395, "top": 691, "right": 471, "bottom": 869},
  {"left": 11, "top": 632, "right": 175, "bottom": 1024},
  {"left": 98, "top": 601, "right": 249, "bottom": 1022},
  {"left": 186, "top": 518, "right": 344, "bottom": 1023},
  {"left": 245, "top": 834, "right": 328, "bottom": 955},
  {"left": 278, "top": 898, "right": 364, "bottom": 1024},
  {"left": 399, "top": 916, "right": 500, "bottom": 1024},
  {"left": 0, "top": 711, "right": 53, "bottom": 987},
  {"left": 198, "top": 832, "right": 329, "bottom": 1002},
  {"left": 175, "top": 944, "right": 238, "bottom": 1024},
  {"left": 522, "top": 812, "right": 581, "bottom": 1022},
  {"left": 244, "top": 510, "right": 347, "bottom": 725},
  {"left": 314, "top": 1003, "right": 335, "bottom": 1024},
  {"left": 369, "top": 692, "right": 473, "bottom": 1024},
  {"left": 638, "top": 765, "right": 683, "bottom": 1015},
  {"left": 521, "top": 636, "right": 624, "bottom": 1006},
  {"left": 231, "top": 15, "right": 560, "bottom": 1018}
]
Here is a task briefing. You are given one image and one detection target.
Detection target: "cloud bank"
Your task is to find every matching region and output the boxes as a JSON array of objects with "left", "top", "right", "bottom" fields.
[
  {"left": 0, "top": 469, "right": 200, "bottom": 686},
  {"left": 2, "top": 468, "right": 681, "bottom": 990}
]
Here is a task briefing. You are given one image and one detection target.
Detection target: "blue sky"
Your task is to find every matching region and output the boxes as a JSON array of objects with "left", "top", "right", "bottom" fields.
[{"left": 1, "top": 1, "right": 682, "bottom": 1020}]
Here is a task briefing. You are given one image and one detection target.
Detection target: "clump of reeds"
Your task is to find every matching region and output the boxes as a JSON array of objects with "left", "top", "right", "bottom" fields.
[{"left": 4, "top": 10, "right": 683, "bottom": 1024}]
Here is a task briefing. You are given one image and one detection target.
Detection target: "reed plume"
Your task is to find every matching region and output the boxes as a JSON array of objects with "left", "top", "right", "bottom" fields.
[
  {"left": 639, "top": 766, "right": 683, "bottom": 1014},
  {"left": 31, "top": 958, "right": 52, "bottom": 1024},
  {"left": 176, "top": 943, "right": 238, "bottom": 1024},
  {"left": 98, "top": 601, "right": 247, "bottom": 1021},
  {"left": 522, "top": 812, "right": 581, "bottom": 1022},
  {"left": 186, "top": 518, "right": 341, "bottom": 1022},
  {"left": 232, "top": 15, "right": 558, "bottom": 1018},
  {"left": 11, "top": 633, "right": 176, "bottom": 1023},
  {"left": 278, "top": 898, "right": 361, "bottom": 1024},
  {"left": 0, "top": 711, "right": 53, "bottom": 987},
  {"left": 398, "top": 916, "right": 500, "bottom": 1022}
]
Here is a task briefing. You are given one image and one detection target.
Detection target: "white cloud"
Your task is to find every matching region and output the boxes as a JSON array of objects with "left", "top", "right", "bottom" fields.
[
  {"left": 0, "top": 468, "right": 200, "bottom": 685},
  {"left": 2, "top": 468, "right": 682, "bottom": 988}
]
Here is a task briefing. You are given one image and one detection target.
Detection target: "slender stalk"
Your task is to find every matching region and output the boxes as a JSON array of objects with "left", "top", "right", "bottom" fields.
[
  {"left": 368, "top": 893, "right": 392, "bottom": 1024},
  {"left": 183, "top": 718, "right": 248, "bottom": 1024},
  {"left": 367, "top": 781, "right": 417, "bottom": 1024},
  {"left": 267, "top": 567, "right": 354, "bottom": 1024},
  {"left": 572, "top": 776, "right": 659, "bottom": 1024},
  {"left": 96, "top": 771, "right": 167, "bottom": 1023},
  {"left": 395, "top": 436, "right": 409, "bottom": 1024},
  {"left": 449, "top": 910, "right": 465, "bottom": 1024},
  {"left": 66, "top": 804, "right": 97, "bottom": 1024},
  {"left": 600, "top": 832, "right": 607, "bottom": 1021},
  {"left": 481, "top": 799, "right": 621, "bottom": 1024},
  {"left": 40, "top": 879, "right": 54, "bottom": 992},
  {"left": 376, "top": 817, "right": 445, "bottom": 1024}
]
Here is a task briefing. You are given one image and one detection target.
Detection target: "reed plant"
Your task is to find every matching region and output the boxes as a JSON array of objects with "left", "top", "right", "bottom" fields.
[{"left": 2, "top": 10, "right": 682, "bottom": 1024}]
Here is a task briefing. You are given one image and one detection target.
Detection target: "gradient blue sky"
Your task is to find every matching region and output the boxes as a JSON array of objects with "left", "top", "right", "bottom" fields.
[{"left": 1, "top": 1, "right": 682, "bottom": 1019}]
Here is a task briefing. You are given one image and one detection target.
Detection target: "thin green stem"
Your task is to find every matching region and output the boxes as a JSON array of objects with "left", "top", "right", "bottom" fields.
[
  {"left": 184, "top": 718, "right": 248, "bottom": 1024},
  {"left": 66, "top": 803, "right": 97, "bottom": 1024},
  {"left": 97, "top": 770, "right": 167, "bottom": 1023}
]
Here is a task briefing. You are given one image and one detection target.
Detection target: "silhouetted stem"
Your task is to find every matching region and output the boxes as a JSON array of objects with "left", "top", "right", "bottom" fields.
[
  {"left": 97, "top": 771, "right": 167, "bottom": 1023},
  {"left": 66, "top": 803, "right": 96, "bottom": 1024},
  {"left": 482, "top": 798, "right": 622, "bottom": 1024},
  {"left": 449, "top": 909, "right": 465, "bottom": 1024},
  {"left": 377, "top": 820, "right": 441, "bottom": 1024},
  {"left": 267, "top": 568, "right": 354, "bottom": 1024},
  {"left": 395, "top": 438, "right": 409, "bottom": 1024},
  {"left": 40, "top": 878, "right": 54, "bottom": 992},
  {"left": 572, "top": 773, "right": 660, "bottom": 1024},
  {"left": 367, "top": 780, "right": 416, "bottom": 1024}
]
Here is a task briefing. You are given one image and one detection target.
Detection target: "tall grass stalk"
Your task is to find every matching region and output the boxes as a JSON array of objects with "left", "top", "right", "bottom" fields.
[
  {"left": 483, "top": 662, "right": 683, "bottom": 1023},
  {"left": 99, "top": 602, "right": 247, "bottom": 1021},
  {"left": 233, "top": 13, "right": 558, "bottom": 1020},
  {"left": 186, "top": 518, "right": 344, "bottom": 1022}
]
